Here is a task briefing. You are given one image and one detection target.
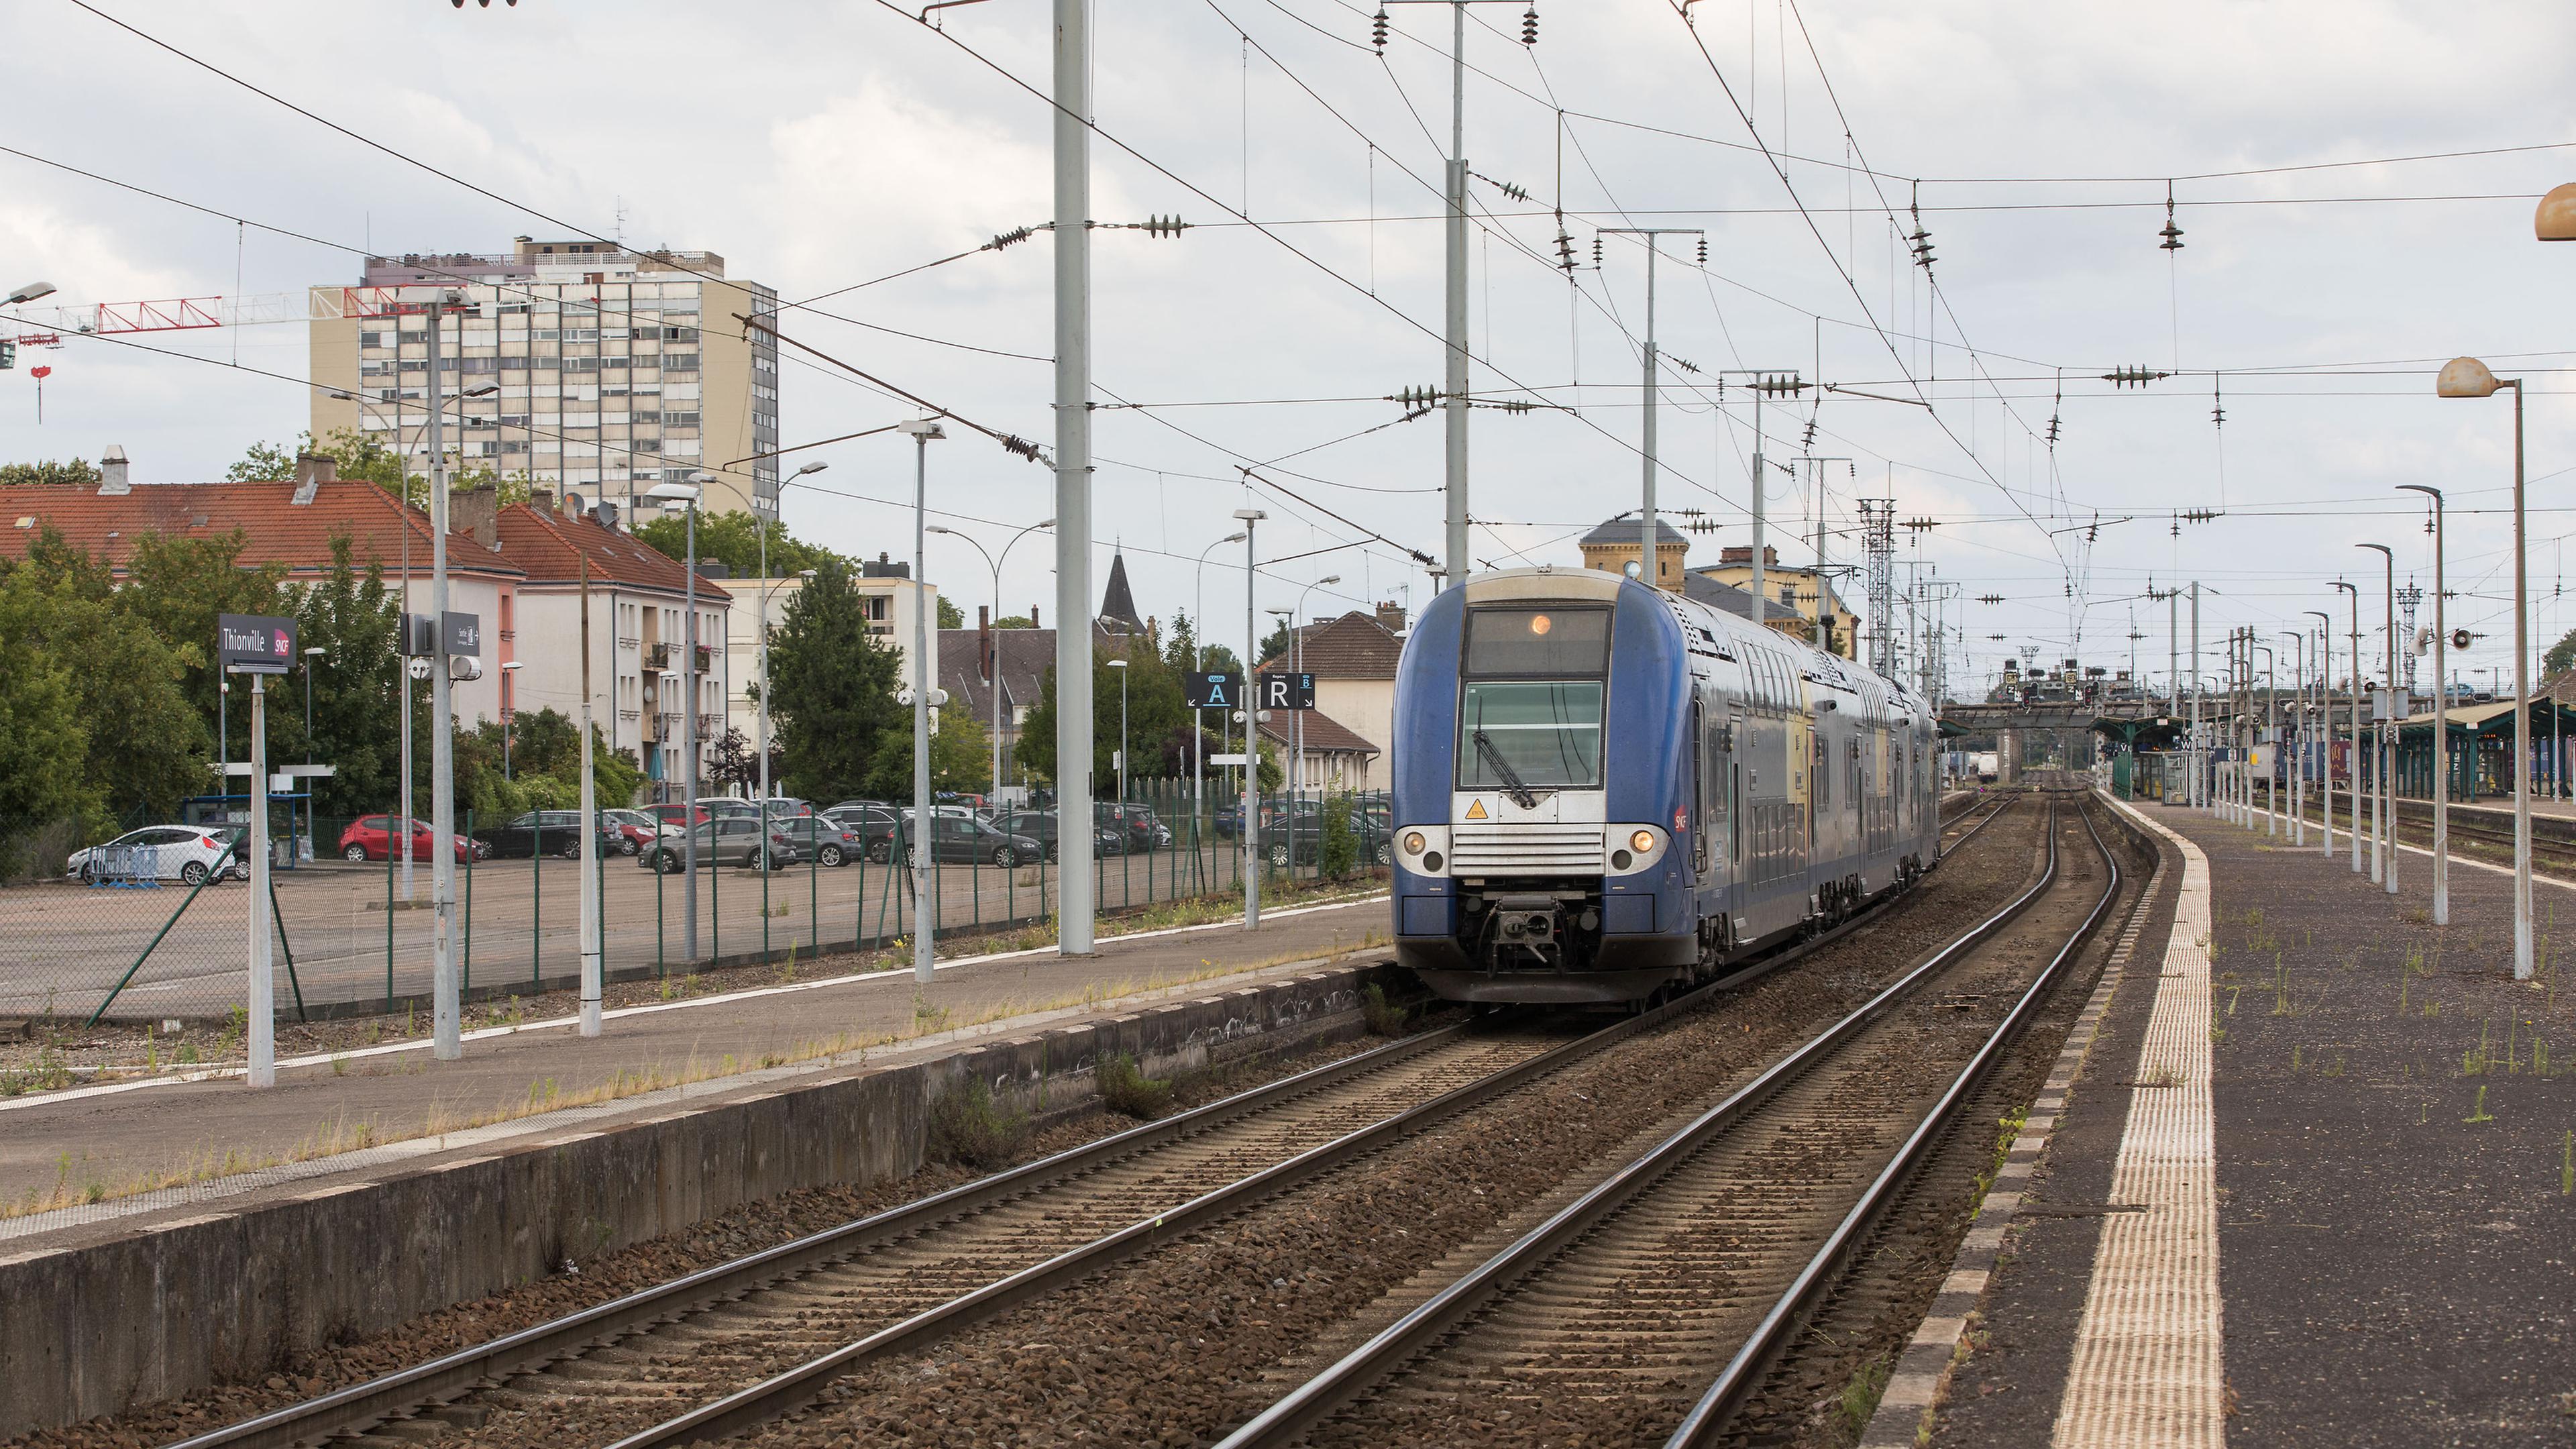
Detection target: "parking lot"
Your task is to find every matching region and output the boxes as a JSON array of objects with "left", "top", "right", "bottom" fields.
[{"left": 0, "top": 837, "right": 1284, "bottom": 1022}]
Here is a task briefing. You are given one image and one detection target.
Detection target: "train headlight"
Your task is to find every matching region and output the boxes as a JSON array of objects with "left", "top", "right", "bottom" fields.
[
  {"left": 1402, "top": 830, "right": 1427, "bottom": 855},
  {"left": 1629, "top": 828, "right": 1656, "bottom": 854}
]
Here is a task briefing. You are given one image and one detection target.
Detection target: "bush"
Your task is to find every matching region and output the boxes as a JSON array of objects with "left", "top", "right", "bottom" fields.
[
  {"left": 926, "top": 1078, "right": 1028, "bottom": 1169},
  {"left": 1362, "top": 982, "right": 1409, "bottom": 1036},
  {"left": 1320, "top": 793, "right": 1359, "bottom": 879},
  {"left": 1095, "top": 1051, "right": 1175, "bottom": 1119}
]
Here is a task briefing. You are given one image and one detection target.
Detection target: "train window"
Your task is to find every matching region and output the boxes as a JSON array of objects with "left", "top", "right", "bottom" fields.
[
  {"left": 1456, "top": 681, "right": 1605, "bottom": 789},
  {"left": 1462, "top": 607, "right": 1610, "bottom": 678}
]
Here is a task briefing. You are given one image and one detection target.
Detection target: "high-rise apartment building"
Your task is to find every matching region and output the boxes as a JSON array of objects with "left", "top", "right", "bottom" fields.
[{"left": 308, "top": 237, "right": 782, "bottom": 519}]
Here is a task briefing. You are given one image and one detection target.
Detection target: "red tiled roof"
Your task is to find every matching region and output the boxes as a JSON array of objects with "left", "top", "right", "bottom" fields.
[
  {"left": 0, "top": 480, "right": 522, "bottom": 580},
  {"left": 1256, "top": 610, "right": 1404, "bottom": 680},
  {"left": 494, "top": 502, "right": 731, "bottom": 597},
  {"left": 1257, "top": 707, "right": 1381, "bottom": 756}
]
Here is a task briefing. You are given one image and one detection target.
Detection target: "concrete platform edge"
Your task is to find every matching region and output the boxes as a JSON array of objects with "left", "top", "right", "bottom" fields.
[
  {"left": 0, "top": 955, "right": 1404, "bottom": 1440},
  {"left": 1860, "top": 790, "right": 2167, "bottom": 1448}
]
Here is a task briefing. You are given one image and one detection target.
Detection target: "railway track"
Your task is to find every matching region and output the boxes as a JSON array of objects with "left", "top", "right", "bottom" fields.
[
  {"left": 1212, "top": 792, "right": 2118, "bottom": 1449},
  {"left": 165, "top": 803, "right": 2026, "bottom": 1449},
  {"left": 2269, "top": 793, "right": 2576, "bottom": 874}
]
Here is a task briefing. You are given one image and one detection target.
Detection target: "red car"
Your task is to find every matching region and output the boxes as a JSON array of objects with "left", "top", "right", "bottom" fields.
[
  {"left": 338, "top": 815, "right": 486, "bottom": 863},
  {"left": 646, "top": 804, "right": 713, "bottom": 835},
  {"left": 601, "top": 808, "right": 660, "bottom": 856}
]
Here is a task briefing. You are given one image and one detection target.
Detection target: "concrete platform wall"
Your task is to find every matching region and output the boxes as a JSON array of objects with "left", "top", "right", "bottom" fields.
[{"left": 0, "top": 961, "right": 1403, "bottom": 1440}]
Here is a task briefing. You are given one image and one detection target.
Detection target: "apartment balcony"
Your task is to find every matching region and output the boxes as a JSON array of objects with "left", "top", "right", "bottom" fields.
[{"left": 645, "top": 641, "right": 673, "bottom": 671}]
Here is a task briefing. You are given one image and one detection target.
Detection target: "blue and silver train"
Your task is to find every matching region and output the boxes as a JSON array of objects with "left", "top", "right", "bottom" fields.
[{"left": 1389, "top": 566, "right": 1942, "bottom": 1004}]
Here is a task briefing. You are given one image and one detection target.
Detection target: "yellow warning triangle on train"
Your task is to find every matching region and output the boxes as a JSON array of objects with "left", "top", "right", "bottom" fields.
[{"left": 1464, "top": 799, "right": 1488, "bottom": 820}]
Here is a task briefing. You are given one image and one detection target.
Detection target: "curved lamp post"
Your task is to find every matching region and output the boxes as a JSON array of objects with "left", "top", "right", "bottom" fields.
[{"left": 2436, "top": 356, "right": 2532, "bottom": 977}]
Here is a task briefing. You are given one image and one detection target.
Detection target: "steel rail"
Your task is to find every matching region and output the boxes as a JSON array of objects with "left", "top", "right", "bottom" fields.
[
  {"left": 600, "top": 801, "right": 2029, "bottom": 1449},
  {"left": 1662, "top": 794, "right": 2121, "bottom": 1446},
  {"left": 159, "top": 1018, "right": 1479, "bottom": 1449},
  {"left": 171, "top": 799, "right": 2028, "bottom": 1449},
  {"left": 1212, "top": 793, "right": 2082, "bottom": 1449}
]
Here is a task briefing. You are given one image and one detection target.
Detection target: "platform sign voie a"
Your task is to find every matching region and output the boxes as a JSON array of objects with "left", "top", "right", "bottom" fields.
[
  {"left": 216, "top": 614, "right": 298, "bottom": 675},
  {"left": 1185, "top": 671, "right": 1241, "bottom": 709},
  {"left": 1258, "top": 671, "right": 1316, "bottom": 710}
]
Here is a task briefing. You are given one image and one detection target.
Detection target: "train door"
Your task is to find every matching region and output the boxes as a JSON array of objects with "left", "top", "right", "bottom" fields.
[
  {"left": 1790, "top": 714, "right": 1813, "bottom": 871},
  {"left": 1690, "top": 695, "right": 1713, "bottom": 878}
]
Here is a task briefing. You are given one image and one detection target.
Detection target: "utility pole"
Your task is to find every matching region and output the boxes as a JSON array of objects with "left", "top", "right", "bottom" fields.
[
  {"left": 1801, "top": 455, "right": 1854, "bottom": 651},
  {"left": 2189, "top": 582, "right": 2202, "bottom": 810},
  {"left": 427, "top": 289, "right": 461, "bottom": 1062},
  {"left": 579, "top": 559, "right": 601, "bottom": 1038},
  {"left": 905, "top": 419, "right": 947, "bottom": 984},
  {"left": 2400, "top": 484, "right": 2449, "bottom": 923},
  {"left": 1235, "top": 509, "right": 1267, "bottom": 928},
  {"left": 1600, "top": 228, "right": 1701, "bottom": 592},
  {"left": 1860, "top": 498, "right": 1894, "bottom": 676},
  {"left": 1444, "top": 0, "right": 1469, "bottom": 592},
  {"left": 1720, "top": 370, "right": 1806, "bottom": 635},
  {"left": 1055, "top": 0, "right": 1097, "bottom": 955}
]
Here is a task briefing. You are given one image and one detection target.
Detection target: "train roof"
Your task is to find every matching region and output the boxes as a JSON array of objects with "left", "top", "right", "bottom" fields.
[{"left": 1454, "top": 565, "right": 1931, "bottom": 720}]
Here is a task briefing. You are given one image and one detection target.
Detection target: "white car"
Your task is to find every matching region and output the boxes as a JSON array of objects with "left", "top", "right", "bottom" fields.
[{"left": 66, "top": 826, "right": 248, "bottom": 887}]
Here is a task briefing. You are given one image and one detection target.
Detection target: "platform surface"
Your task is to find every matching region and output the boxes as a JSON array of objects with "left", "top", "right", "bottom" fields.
[
  {"left": 0, "top": 896, "right": 1387, "bottom": 1234},
  {"left": 1925, "top": 798, "right": 2576, "bottom": 1447}
]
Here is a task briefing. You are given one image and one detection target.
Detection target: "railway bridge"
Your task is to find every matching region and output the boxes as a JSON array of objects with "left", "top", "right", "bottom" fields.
[{"left": 1941, "top": 698, "right": 2182, "bottom": 782}]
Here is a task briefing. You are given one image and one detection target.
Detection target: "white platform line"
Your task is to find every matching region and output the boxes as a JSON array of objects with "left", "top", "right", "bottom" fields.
[{"left": 2055, "top": 798, "right": 2226, "bottom": 1449}]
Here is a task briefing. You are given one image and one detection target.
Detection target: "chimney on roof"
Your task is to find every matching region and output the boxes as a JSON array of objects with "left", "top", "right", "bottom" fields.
[
  {"left": 1718, "top": 543, "right": 1780, "bottom": 568},
  {"left": 98, "top": 445, "right": 131, "bottom": 496},
  {"left": 451, "top": 482, "right": 500, "bottom": 550},
  {"left": 290, "top": 452, "right": 336, "bottom": 505},
  {"left": 531, "top": 484, "right": 557, "bottom": 515},
  {"left": 1031, "top": 605, "right": 1040, "bottom": 630},
  {"left": 1375, "top": 601, "right": 1407, "bottom": 633}
]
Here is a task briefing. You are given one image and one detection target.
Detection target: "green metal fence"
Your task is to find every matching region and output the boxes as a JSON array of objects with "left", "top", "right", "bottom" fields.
[{"left": 0, "top": 781, "right": 1389, "bottom": 1024}]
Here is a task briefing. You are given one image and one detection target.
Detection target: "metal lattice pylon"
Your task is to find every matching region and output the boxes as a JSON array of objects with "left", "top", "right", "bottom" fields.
[{"left": 1860, "top": 498, "right": 1896, "bottom": 678}]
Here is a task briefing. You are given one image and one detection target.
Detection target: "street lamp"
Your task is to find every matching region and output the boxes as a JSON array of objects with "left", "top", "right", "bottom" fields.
[
  {"left": 2357, "top": 544, "right": 2397, "bottom": 892},
  {"left": 1234, "top": 507, "right": 1267, "bottom": 929},
  {"left": 2308, "top": 607, "right": 2338, "bottom": 861},
  {"left": 644, "top": 477, "right": 705, "bottom": 960},
  {"left": 500, "top": 660, "right": 524, "bottom": 780},
  {"left": 929, "top": 517, "right": 1055, "bottom": 806},
  {"left": 5, "top": 280, "right": 55, "bottom": 305},
  {"left": 301, "top": 646, "right": 326, "bottom": 858},
  {"left": 898, "top": 418, "right": 946, "bottom": 984},
  {"left": 1279, "top": 576, "right": 1342, "bottom": 843},
  {"left": 755, "top": 460, "right": 830, "bottom": 834},
  {"left": 2437, "top": 356, "right": 2534, "bottom": 978},
  {"left": 1106, "top": 657, "right": 1130, "bottom": 808},
  {"left": 2398, "top": 483, "right": 2450, "bottom": 925}
]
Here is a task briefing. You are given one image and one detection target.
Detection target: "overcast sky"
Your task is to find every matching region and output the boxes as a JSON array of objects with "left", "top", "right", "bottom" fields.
[{"left": 7, "top": 0, "right": 2576, "bottom": 697}]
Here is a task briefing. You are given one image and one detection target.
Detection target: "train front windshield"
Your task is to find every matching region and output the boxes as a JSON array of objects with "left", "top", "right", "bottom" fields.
[{"left": 1456, "top": 606, "right": 1609, "bottom": 790}]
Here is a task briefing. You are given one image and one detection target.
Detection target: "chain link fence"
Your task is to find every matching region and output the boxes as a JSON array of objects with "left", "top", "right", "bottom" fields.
[{"left": 0, "top": 782, "right": 1391, "bottom": 1025}]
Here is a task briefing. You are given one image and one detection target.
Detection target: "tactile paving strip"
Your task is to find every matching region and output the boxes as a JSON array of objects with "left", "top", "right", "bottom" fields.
[
  {"left": 2051, "top": 800, "right": 2225, "bottom": 1449},
  {"left": 1857, "top": 794, "right": 2167, "bottom": 1449}
]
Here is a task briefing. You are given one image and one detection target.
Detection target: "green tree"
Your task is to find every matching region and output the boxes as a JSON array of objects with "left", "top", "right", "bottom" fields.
[
  {"left": 937, "top": 594, "right": 965, "bottom": 629},
  {"left": 863, "top": 708, "right": 993, "bottom": 796},
  {"left": 0, "top": 458, "right": 103, "bottom": 487},
  {"left": 765, "top": 559, "right": 904, "bottom": 802},
  {"left": 0, "top": 649, "right": 98, "bottom": 831},
  {"left": 1016, "top": 636, "right": 1191, "bottom": 794},
  {"left": 288, "top": 536, "right": 407, "bottom": 819},
  {"left": 0, "top": 527, "right": 211, "bottom": 821},
  {"left": 1257, "top": 618, "right": 1295, "bottom": 667},
  {"left": 995, "top": 613, "right": 1036, "bottom": 629},
  {"left": 1320, "top": 794, "right": 1358, "bottom": 878},
  {"left": 635, "top": 508, "right": 846, "bottom": 579},
  {"left": 2546, "top": 626, "right": 2576, "bottom": 677}
]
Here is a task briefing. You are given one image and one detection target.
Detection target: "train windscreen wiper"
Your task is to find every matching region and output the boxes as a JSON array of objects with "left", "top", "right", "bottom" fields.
[{"left": 1472, "top": 730, "right": 1542, "bottom": 810}]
